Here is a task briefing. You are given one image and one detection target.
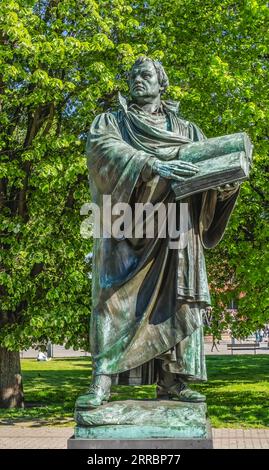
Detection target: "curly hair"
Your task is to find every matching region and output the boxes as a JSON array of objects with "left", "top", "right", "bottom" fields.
[{"left": 129, "top": 57, "right": 169, "bottom": 94}]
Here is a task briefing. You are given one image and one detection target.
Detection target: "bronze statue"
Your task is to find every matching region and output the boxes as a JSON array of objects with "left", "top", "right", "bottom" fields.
[{"left": 76, "top": 57, "right": 244, "bottom": 410}]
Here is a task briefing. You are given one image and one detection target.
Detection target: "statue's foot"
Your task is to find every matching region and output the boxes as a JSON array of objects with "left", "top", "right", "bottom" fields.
[
  {"left": 75, "top": 375, "right": 111, "bottom": 410},
  {"left": 157, "top": 381, "right": 206, "bottom": 403}
]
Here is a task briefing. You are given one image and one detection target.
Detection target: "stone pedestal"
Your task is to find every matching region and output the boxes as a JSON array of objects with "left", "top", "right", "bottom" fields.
[{"left": 67, "top": 400, "right": 213, "bottom": 449}]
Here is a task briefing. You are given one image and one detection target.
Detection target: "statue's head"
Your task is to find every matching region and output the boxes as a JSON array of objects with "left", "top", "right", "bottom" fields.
[{"left": 128, "top": 57, "right": 169, "bottom": 104}]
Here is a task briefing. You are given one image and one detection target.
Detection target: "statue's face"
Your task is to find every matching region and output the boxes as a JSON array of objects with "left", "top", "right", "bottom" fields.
[{"left": 129, "top": 62, "right": 161, "bottom": 103}]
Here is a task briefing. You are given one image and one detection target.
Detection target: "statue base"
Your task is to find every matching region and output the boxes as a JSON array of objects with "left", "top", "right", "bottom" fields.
[{"left": 68, "top": 400, "right": 213, "bottom": 449}]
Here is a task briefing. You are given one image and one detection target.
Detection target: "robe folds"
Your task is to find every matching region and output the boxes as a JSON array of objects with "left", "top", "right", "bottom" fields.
[{"left": 86, "top": 97, "right": 239, "bottom": 382}]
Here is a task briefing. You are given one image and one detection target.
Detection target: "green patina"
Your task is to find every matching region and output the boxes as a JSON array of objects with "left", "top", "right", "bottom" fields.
[{"left": 75, "top": 57, "right": 252, "bottom": 440}]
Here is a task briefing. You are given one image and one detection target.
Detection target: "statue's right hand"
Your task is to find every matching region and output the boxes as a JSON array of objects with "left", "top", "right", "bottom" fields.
[{"left": 152, "top": 160, "right": 199, "bottom": 181}]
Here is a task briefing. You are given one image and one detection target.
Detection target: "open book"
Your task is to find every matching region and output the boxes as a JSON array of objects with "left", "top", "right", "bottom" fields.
[{"left": 171, "top": 132, "right": 253, "bottom": 200}]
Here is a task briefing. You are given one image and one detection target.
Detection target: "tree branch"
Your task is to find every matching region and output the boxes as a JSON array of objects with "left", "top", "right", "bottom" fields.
[
  {"left": 249, "top": 181, "right": 266, "bottom": 201},
  {"left": 44, "top": 0, "right": 61, "bottom": 22},
  {"left": 0, "top": 178, "right": 7, "bottom": 210}
]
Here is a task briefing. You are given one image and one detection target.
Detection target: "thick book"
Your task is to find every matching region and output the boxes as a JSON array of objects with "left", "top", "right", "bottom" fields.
[{"left": 171, "top": 132, "right": 253, "bottom": 200}]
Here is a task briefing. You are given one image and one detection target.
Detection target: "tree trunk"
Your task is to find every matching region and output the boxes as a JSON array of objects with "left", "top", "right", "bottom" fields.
[{"left": 0, "top": 347, "right": 24, "bottom": 408}]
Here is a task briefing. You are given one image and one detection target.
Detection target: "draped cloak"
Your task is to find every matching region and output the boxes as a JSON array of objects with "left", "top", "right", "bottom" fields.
[{"left": 86, "top": 97, "right": 239, "bottom": 382}]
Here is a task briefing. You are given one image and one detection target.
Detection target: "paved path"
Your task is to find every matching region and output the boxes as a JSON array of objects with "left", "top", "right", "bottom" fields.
[
  {"left": 205, "top": 340, "right": 269, "bottom": 355},
  {"left": 20, "top": 341, "right": 269, "bottom": 359},
  {"left": 0, "top": 426, "right": 268, "bottom": 449},
  {"left": 213, "top": 428, "right": 269, "bottom": 449}
]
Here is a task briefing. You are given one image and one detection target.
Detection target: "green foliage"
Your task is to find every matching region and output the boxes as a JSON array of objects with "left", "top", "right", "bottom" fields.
[{"left": 0, "top": 1, "right": 268, "bottom": 349}]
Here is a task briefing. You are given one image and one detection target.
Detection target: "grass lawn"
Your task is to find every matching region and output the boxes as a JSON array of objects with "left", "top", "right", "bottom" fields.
[{"left": 0, "top": 355, "right": 268, "bottom": 428}]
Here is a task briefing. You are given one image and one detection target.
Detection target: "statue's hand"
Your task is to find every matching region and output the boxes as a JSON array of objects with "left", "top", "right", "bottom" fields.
[
  {"left": 215, "top": 182, "right": 240, "bottom": 201},
  {"left": 152, "top": 160, "right": 199, "bottom": 182}
]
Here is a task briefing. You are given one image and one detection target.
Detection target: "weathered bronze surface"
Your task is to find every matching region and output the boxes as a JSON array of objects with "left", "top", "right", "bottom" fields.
[
  {"left": 74, "top": 57, "right": 252, "bottom": 430},
  {"left": 75, "top": 400, "right": 208, "bottom": 440},
  {"left": 172, "top": 132, "right": 252, "bottom": 199}
]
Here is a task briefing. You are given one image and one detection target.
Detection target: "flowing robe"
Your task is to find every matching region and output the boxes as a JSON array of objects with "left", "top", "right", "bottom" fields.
[{"left": 86, "top": 98, "right": 238, "bottom": 382}]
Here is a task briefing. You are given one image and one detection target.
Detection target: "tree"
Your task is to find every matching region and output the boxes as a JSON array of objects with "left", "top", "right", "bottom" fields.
[
  {"left": 0, "top": 0, "right": 140, "bottom": 407},
  {"left": 0, "top": 0, "right": 268, "bottom": 406},
  {"left": 135, "top": 0, "right": 269, "bottom": 339}
]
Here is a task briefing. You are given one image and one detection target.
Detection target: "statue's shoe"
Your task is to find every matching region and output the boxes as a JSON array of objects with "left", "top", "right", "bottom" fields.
[
  {"left": 157, "top": 382, "right": 206, "bottom": 403},
  {"left": 75, "top": 375, "right": 111, "bottom": 409}
]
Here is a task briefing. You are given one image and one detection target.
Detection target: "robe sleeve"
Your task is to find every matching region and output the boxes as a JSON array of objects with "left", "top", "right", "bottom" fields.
[
  {"left": 199, "top": 188, "right": 239, "bottom": 249},
  {"left": 188, "top": 121, "right": 240, "bottom": 249},
  {"left": 86, "top": 111, "right": 154, "bottom": 206}
]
